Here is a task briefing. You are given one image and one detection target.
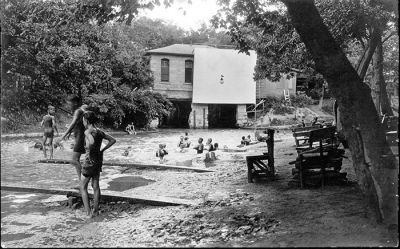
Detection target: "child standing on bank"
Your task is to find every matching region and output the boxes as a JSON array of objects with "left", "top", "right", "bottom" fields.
[
  {"left": 156, "top": 144, "right": 168, "bottom": 163},
  {"left": 41, "top": 105, "right": 59, "bottom": 159},
  {"left": 80, "top": 111, "right": 116, "bottom": 218}
]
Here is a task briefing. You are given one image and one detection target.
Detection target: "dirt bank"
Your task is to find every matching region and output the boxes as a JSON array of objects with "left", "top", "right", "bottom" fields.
[{"left": 1, "top": 134, "right": 397, "bottom": 247}]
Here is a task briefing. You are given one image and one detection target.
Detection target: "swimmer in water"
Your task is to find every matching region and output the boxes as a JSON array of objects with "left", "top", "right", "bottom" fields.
[{"left": 193, "top": 138, "right": 204, "bottom": 154}]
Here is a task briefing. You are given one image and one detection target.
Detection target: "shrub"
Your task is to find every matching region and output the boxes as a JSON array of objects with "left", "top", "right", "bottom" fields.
[
  {"left": 261, "top": 95, "right": 311, "bottom": 115},
  {"left": 270, "top": 118, "right": 283, "bottom": 126},
  {"left": 273, "top": 105, "right": 294, "bottom": 115},
  {"left": 290, "top": 94, "right": 314, "bottom": 107}
]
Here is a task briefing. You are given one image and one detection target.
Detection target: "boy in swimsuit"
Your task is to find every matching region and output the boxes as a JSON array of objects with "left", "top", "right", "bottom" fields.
[
  {"left": 58, "top": 95, "right": 86, "bottom": 186},
  {"left": 41, "top": 105, "right": 59, "bottom": 159},
  {"left": 245, "top": 135, "right": 252, "bottom": 145},
  {"left": 184, "top": 137, "right": 191, "bottom": 148},
  {"left": 204, "top": 138, "right": 218, "bottom": 162},
  {"left": 193, "top": 138, "right": 204, "bottom": 154},
  {"left": 205, "top": 138, "right": 215, "bottom": 152},
  {"left": 178, "top": 136, "right": 185, "bottom": 148},
  {"left": 156, "top": 144, "right": 168, "bottom": 163},
  {"left": 80, "top": 111, "right": 116, "bottom": 217}
]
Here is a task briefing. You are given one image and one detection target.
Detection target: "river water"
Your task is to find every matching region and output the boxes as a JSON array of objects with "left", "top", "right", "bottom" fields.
[{"left": 1, "top": 128, "right": 285, "bottom": 220}]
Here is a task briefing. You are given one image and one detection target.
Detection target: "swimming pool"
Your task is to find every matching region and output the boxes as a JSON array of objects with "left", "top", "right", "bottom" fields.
[{"left": 1, "top": 128, "right": 287, "bottom": 218}]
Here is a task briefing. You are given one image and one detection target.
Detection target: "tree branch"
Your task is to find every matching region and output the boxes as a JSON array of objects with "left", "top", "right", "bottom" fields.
[
  {"left": 382, "top": 30, "right": 397, "bottom": 43},
  {"left": 355, "top": 26, "right": 382, "bottom": 79}
]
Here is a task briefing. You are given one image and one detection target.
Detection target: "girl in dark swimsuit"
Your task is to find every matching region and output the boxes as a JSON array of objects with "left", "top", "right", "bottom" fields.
[{"left": 80, "top": 111, "right": 116, "bottom": 217}]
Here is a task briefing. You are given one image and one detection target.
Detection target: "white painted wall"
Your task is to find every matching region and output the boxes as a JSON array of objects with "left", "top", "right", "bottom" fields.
[{"left": 192, "top": 48, "right": 257, "bottom": 104}]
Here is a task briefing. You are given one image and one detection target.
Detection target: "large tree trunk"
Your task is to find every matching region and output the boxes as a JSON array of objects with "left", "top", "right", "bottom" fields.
[
  {"left": 282, "top": 0, "right": 398, "bottom": 227},
  {"left": 372, "top": 37, "right": 394, "bottom": 116}
]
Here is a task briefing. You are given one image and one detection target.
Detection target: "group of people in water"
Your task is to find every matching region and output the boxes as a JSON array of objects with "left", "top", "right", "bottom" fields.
[{"left": 155, "top": 133, "right": 220, "bottom": 163}]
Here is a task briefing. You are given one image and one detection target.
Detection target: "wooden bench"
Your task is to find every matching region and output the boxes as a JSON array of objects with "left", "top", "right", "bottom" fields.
[
  {"left": 382, "top": 115, "right": 398, "bottom": 131},
  {"left": 291, "top": 126, "right": 345, "bottom": 188},
  {"left": 381, "top": 116, "right": 398, "bottom": 146},
  {"left": 292, "top": 125, "right": 321, "bottom": 147},
  {"left": 246, "top": 129, "right": 275, "bottom": 183}
]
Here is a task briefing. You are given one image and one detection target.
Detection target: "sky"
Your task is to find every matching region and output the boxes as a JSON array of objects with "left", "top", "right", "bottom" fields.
[{"left": 138, "top": 0, "right": 220, "bottom": 31}]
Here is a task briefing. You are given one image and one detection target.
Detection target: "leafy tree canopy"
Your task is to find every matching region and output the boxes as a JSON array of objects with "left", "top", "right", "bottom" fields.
[{"left": 211, "top": 0, "right": 396, "bottom": 83}]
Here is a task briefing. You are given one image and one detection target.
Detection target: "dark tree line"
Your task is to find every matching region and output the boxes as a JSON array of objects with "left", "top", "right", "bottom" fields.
[{"left": 1, "top": 0, "right": 232, "bottom": 130}]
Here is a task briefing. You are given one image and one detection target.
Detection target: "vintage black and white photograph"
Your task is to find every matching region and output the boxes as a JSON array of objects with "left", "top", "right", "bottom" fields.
[{"left": 1, "top": 0, "right": 398, "bottom": 247}]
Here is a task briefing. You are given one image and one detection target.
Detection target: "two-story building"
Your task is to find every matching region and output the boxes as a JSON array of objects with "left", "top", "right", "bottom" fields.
[
  {"left": 146, "top": 44, "right": 297, "bottom": 128},
  {"left": 146, "top": 44, "right": 257, "bottom": 128}
]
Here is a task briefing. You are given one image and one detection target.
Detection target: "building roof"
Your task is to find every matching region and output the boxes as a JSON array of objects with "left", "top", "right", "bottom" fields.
[{"left": 146, "top": 44, "right": 214, "bottom": 56}]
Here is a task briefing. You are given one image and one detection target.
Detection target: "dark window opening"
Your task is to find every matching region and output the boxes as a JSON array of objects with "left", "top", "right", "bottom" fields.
[
  {"left": 185, "top": 60, "right": 193, "bottom": 83},
  {"left": 161, "top": 59, "right": 169, "bottom": 82},
  {"left": 159, "top": 101, "right": 191, "bottom": 128}
]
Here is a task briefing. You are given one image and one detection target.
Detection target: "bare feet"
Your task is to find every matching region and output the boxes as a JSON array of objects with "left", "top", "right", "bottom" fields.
[{"left": 90, "top": 210, "right": 99, "bottom": 218}]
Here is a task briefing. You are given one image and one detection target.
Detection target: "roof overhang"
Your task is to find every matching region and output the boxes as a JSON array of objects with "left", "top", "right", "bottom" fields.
[{"left": 145, "top": 52, "right": 194, "bottom": 57}]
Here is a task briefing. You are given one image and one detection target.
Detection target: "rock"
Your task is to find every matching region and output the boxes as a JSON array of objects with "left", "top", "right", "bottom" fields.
[
  {"left": 235, "top": 227, "right": 246, "bottom": 236},
  {"left": 157, "top": 231, "right": 165, "bottom": 237},
  {"left": 193, "top": 213, "right": 204, "bottom": 218},
  {"left": 220, "top": 227, "right": 229, "bottom": 233},
  {"left": 34, "top": 142, "right": 43, "bottom": 150}
]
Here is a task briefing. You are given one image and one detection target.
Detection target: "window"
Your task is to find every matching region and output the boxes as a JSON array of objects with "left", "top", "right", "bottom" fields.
[
  {"left": 185, "top": 60, "right": 193, "bottom": 83},
  {"left": 161, "top": 59, "right": 169, "bottom": 82}
]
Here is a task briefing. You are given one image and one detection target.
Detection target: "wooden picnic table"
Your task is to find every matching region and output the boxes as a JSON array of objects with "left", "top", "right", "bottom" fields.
[{"left": 292, "top": 125, "right": 321, "bottom": 147}]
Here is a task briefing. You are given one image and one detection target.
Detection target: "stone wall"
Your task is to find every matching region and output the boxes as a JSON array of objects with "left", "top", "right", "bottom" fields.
[
  {"left": 150, "top": 54, "right": 193, "bottom": 100},
  {"left": 189, "top": 103, "right": 208, "bottom": 129},
  {"left": 236, "top": 104, "right": 248, "bottom": 127}
]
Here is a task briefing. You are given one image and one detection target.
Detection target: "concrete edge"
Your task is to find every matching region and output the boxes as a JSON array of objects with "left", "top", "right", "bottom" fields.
[
  {"left": 1, "top": 130, "right": 158, "bottom": 139},
  {"left": 38, "top": 159, "right": 215, "bottom": 173},
  {"left": 1, "top": 185, "right": 196, "bottom": 206}
]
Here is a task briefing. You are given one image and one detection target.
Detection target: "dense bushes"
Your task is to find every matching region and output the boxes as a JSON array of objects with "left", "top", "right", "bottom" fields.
[
  {"left": 260, "top": 94, "right": 314, "bottom": 115},
  {"left": 1, "top": 0, "right": 173, "bottom": 130},
  {"left": 290, "top": 94, "right": 314, "bottom": 107}
]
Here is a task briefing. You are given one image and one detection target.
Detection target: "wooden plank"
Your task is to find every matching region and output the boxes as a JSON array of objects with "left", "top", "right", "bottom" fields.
[
  {"left": 292, "top": 125, "right": 321, "bottom": 133},
  {"left": 293, "top": 131, "right": 312, "bottom": 137},
  {"left": 257, "top": 159, "right": 268, "bottom": 168},
  {"left": 1, "top": 184, "right": 196, "bottom": 206},
  {"left": 222, "top": 148, "right": 247, "bottom": 152},
  {"left": 246, "top": 155, "right": 269, "bottom": 160},
  {"left": 253, "top": 160, "right": 267, "bottom": 171},
  {"left": 38, "top": 159, "right": 214, "bottom": 173}
]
